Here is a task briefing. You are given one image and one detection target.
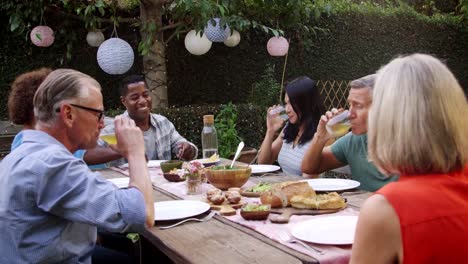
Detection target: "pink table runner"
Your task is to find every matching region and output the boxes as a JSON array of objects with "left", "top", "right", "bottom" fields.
[{"left": 111, "top": 167, "right": 357, "bottom": 264}]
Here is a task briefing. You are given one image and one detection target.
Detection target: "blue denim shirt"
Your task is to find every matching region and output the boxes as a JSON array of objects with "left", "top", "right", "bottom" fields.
[{"left": 0, "top": 130, "right": 146, "bottom": 264}]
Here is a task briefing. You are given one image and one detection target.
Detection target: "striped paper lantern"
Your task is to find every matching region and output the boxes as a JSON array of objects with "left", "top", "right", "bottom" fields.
[
  {"left": 266, "top": 36, "right": 289, "bottom": 56},
  {"left": 30, "top": 26, "right": 55, "bottom": 47},
  {"left": 97, "top": 38, "right": 134, "bottom": 75},
  {"left": 204, "top": 18, "right": 231, "bottom": 42}
]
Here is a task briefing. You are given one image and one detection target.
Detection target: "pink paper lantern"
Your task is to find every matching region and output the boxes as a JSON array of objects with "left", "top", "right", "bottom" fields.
[
  {"left": 30, "top": 26, "right": 55, "bottom": 47},
  {"left": 266, "top": 36, "right": 289, "bottom": 56}
]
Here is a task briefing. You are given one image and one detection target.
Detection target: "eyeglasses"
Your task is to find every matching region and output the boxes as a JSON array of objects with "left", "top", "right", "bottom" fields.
[{"left": 69, "top": 103, "right": 104, "bottom": 121}]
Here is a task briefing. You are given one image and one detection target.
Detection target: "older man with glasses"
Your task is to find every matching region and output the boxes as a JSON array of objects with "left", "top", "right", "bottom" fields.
[{"left": 0, "top": 69, "right": 154, "bottom": 264}]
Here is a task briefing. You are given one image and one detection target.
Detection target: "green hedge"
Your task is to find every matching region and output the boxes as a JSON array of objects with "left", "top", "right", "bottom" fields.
[{"left": 166, "top": 7, "right": 467, "bottom": 106}]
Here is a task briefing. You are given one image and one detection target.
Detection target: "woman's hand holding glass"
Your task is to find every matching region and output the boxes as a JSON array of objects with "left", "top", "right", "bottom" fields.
[{"left": 266, "top": 105, "right": 287, "bottom": 134}]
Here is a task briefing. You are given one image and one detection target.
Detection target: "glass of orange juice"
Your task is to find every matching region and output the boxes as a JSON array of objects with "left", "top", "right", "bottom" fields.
[
  {"left": 326, "top": 110, "right": 351, "bottom": 137},
  {"left": 100, "top": 133, "right": 117, "bottom": 145}
]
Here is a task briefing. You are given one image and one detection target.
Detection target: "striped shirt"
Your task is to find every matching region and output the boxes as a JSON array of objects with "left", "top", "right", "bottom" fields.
[
  {"left": 101, "top": 111, "right": 198, "bottom": 166},
  {"left": 277, "top": 139, "right": 312, "bottom": 176}
]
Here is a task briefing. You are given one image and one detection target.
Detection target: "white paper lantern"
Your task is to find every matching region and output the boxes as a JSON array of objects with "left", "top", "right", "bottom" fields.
[
  {"left": 97, "top": 38, "right": 134, "bottom": 75},
  {"left": 204, "top": 18, "right": 231, "bottom": 42},
  {"left": 224, "top": 30, "right": 241, "bottom": 47},
  {"left": 30, "top": 26, "right": 55, "bottom": 47},
  {"left": 184, "top": 30, "right": 212, "bottom": 55},
  {"left": 267, "top": 36, "right": 289, "bottom": 56},
  {"left": 86, "top": 31, "right": 105, "bottom": 47}
]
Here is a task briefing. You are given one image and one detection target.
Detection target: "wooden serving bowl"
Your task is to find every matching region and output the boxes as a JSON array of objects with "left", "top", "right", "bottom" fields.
[
  {"left": 205, "top": 166, "right": 251, "bottom": 190},
  {"left": 160, "top": 160, "right": 183, "bottom": 173},
  {"left": 240, "top": 204, "right": 271, "bottom": 220},
  {"left": 163, "top": 173, "right": 185, "bottom": 182}
]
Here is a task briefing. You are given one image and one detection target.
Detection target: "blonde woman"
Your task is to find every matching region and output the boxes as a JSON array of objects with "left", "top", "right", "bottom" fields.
[{"left": 350, "top": 54, "right": 468, "bottom": 263}]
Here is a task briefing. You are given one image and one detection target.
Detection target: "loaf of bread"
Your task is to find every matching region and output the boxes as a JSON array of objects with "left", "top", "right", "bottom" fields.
[
  {"left": 260, "top": 181, "right": 315, "bottom": 208},
  {"left": 290, "top": 192, "right": 346, "bottom": 210}
]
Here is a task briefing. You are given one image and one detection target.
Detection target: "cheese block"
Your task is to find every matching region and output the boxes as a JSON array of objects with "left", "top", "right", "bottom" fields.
[
  {"left": 290, "top": 192, "right": 346, "bottom": 210},
  {"left": 260, "top": 181, "right": 315, "bottom": 208}
]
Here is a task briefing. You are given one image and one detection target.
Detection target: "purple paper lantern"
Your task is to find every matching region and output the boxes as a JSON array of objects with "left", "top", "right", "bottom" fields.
[
  {"left": 30, "top": 26, "right": 55, "bottom": 47},
  {"left": 204, "top": 18, "right": 231, "bottom": 42},
  {"left": 266, "top": 36, "right": 289, "bottom": 56}
]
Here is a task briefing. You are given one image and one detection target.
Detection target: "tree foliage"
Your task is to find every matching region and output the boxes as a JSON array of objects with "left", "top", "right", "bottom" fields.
[{"left": 1, "top": 0, "right": 329, "bottom": 59}]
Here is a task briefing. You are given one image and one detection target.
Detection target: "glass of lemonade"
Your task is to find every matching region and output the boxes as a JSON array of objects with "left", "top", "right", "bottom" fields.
[
  {"left": 326, "top": 110, "right": 351, "bottom": 137},
  {"left": 100, "top": 133, "right": 117, "bottom": 145}
]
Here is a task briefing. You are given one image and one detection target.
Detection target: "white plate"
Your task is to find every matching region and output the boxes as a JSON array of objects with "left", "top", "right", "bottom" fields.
[
  {"left": 107, "top": 177, "right": 129, "bottom": 188},
  {"left": 291, "top": 215, "right": 359, "bottom": 245},
  {"left": 249, "top": 164, "right": 281, "bottom": 174},
  {"left": 193, "top": 158, "right": 221, "bottom": 167},
  {"left": 121, "top": 160, "right": 167, "bottom": 169},
  {"left": 301, "top": 178, "right": 360, "bottom": 192},
  {"left": 154, "top": 200, "right": 211, "bottom": 221}
]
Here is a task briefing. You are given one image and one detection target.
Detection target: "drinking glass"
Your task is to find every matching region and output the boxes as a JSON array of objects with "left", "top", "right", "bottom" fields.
[
  {"left": 269, "top": 105, "right": 288, "bottom": 121},
  {"left": 100, "top": 133, "right": 117, "bottom": 145},
  {"left": 326, "top": 110, "right": 351, "bottom": 137}
]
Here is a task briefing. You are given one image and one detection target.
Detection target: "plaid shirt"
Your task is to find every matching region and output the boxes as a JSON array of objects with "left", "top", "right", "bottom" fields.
[{"left": 101, "top": 112, "right": 198, "bottom": 166}]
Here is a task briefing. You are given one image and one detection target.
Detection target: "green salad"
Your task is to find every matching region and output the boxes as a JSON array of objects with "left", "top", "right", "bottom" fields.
[
  {"left": 242, "top": 204, "right": 270, "bottom": 212},
  {"left": 247, "top": 182, "right": 272, "bottom": 193}
]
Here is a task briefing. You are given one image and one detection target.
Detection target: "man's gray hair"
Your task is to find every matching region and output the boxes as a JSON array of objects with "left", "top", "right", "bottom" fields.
[
  {"left": 33, "top": 69, "right": 101, "bottom": 125},
  {"left": 349, "top": 74, "right": 376, "bottom": 91}
]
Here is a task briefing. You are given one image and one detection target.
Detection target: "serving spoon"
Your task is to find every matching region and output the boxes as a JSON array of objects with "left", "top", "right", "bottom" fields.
[{"left": 230, "top": 141, "right": 245, "bottom": 168}]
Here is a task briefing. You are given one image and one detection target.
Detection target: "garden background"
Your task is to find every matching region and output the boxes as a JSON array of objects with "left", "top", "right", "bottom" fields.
[{"left": 1, "top": 1, "right": 467, "bottom": 155}]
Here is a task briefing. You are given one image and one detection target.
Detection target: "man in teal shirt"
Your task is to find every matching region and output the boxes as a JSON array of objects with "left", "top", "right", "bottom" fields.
[{"left": 301, "top": 74, "right": 397, "bottom": 191}]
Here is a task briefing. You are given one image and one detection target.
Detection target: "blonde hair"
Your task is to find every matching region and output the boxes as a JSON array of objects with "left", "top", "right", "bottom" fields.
[
  {"left": 368, "top": 53, "right": 468, "bottom": 175},
  {"left": 33, "top": 69, "right": 101, "bottom": 126}
]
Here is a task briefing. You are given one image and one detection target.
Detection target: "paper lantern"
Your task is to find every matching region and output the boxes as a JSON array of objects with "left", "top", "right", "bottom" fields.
[
  {"left": 204, "top": 18, "right": 231, "bottom": 42},
  {"left": 224, "top": 30, "right": 241, "bottom": 47},
  {"left": 86, "top": 30, "right": 105, "bottom": 47},
  {"left": 184, "top": 30, "right": 212, "bottom": 55},
  {"left": 97, "top": 38, "right": 134, "bottom": 75},
  {"left": 30, "top": 26, "right": 54, "bottom": 47},
  {"left": 267, "top": 36, "right": 289, "bottom": 56}
]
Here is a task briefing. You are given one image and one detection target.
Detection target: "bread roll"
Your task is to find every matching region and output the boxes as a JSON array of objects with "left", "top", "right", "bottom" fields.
[
  {"left": 210, "top": 194, "right": 225, "bottom": 205},
  {"left": 207, "top": 189, "right": 222, "bottom": 200},
  {"left": 290, "top": 192, "right": 346, "bottom": 210},
  {"left": 260, "top": 181, "right": 315, "bottom": 208}
]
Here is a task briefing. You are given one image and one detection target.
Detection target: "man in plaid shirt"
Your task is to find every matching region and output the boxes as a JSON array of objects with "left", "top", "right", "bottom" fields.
[{"left": 101, "top": 75, "right": 198, "bottom": 167}]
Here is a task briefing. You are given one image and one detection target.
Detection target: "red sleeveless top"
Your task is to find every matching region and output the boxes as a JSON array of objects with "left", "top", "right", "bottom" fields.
[{"left": 376, "top": 165, "right": 468, "bottom": 263}]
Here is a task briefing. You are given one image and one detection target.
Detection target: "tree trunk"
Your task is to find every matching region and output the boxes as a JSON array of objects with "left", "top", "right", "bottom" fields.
[{"left": 140, "top": 0, "right": 168, "bottom": 109}]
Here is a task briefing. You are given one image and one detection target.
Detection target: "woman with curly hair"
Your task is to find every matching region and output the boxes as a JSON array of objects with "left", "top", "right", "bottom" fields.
[{"left": 8, "top": 68, "right": 52, "bottom": 150}]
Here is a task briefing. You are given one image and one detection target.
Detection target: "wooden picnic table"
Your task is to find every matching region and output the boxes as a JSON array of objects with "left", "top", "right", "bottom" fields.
[{"left": 100, "top": 159, "right": 370, "bottom": 264}]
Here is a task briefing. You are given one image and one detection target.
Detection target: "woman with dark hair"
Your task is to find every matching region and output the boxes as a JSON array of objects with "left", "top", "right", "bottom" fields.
[{"left": 257, "top": 76, "right": 325, "bottom": 176}]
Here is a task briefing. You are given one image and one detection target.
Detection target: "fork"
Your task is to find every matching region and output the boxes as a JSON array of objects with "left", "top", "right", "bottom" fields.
[
  {"left": 278, "top": 231, "right": 325, "bottom": 255},
  {"left": 159, "top": 211, "right": 216, "bottom": 229}
]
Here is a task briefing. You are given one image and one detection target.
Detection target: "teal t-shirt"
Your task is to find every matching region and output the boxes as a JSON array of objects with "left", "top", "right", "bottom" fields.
[{"left": 330, "top": 133, "right": 398, "bottom": 191}]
